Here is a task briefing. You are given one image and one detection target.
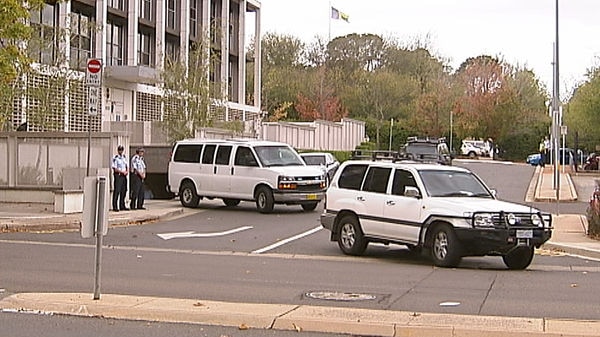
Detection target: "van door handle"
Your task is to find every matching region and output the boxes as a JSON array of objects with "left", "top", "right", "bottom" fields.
[
  {"left": 213, "top": 166, "right": 217, "bottom": 174},
  {"left": 386, "top": 200, "right": 395, "bottom": 206},
  {"left": 356, "top": 196, "right": 365, "bottom": 201},
  {"left": 231, "top": 167, "right": 234, "bottom": 175}
]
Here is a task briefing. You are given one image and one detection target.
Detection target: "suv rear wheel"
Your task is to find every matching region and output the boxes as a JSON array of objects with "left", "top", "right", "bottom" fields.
[
  {"left": 337, "top": 215, "right": 368, "bottom": 255},
  {"left": 180, "top": 181, "right": 200, "bottom": 208},
  {"left": 502, "top": 246, "right": 534, "bottom": 270},
  {"left": 430, "top": 225, "right": 462, "bottom": 267}
]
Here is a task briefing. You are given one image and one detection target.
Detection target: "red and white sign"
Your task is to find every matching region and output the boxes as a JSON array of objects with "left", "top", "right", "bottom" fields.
[{"left": 86, "top": 58, "right": 103, "bottom": 87}]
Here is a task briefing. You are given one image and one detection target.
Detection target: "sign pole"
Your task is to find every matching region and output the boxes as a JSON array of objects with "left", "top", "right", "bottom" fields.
[
  {"left": 85, "top": 58, "right": 102, "bottom": 177},
  {"left": 93, "top": 177, "right": 107, "bottom": 300}
]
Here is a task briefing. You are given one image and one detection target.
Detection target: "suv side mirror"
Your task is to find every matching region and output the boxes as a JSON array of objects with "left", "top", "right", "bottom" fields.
[{"left": 404, "top": 186, "right": 421, "bottom": 199}]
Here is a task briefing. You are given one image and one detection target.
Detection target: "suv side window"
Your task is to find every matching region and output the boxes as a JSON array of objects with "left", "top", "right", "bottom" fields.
[
  {"left": 338, "top": 164, "right": 368, "bottom": 190},
  {"left": 392, "top": 169, "right": 417, "bottom": 196},
  {"left": 202, "top": 144, "right": 216, "bottom": 164},
  {"left": 174, "top": 144, "right": 202, "bottom": 163},
  {"left": 362, "top": 167, "right": 391, "bottom": 193},
  {"left": 215, "top": 145, "right": 233, "bottom": 165},
  {"left": 234, "top": 146, "right": 259, "bottom": 167}
]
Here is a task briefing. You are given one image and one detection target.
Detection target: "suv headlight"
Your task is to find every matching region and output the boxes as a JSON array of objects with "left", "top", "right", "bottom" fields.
[
  {"left": 473, "top": 213, "right": 494, "bottom": 227},
  {"left": 531, "top": 213, "right": 542, "bottom": 226}
]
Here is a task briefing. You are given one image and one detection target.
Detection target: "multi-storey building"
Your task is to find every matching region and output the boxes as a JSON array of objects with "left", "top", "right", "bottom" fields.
[{"left": 16, "top": 0, "right": 262, "bottom": 132}]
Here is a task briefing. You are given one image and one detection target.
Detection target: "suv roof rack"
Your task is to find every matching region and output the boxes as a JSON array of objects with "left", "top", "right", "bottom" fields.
[
  {"left": 406, "top": 136, "right": 446, "bottom": 144},
  {"left": 351, "top": 150, "right": 408, "bottom": 162}
]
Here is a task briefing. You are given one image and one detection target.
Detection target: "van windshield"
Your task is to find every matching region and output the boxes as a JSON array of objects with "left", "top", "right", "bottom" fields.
[{"left": 254, "top": 146, "right": 304, "bottom": 167}]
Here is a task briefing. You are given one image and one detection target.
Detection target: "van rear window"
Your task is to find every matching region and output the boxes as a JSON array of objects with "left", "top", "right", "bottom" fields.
[{"left": 173, "top": 144, "right": 203, "bottom": 163}]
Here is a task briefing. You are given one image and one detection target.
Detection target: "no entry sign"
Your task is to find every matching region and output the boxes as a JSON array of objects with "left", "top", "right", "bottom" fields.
[{"left": 86, "top": 58, "right": 103, "bottom": 87}]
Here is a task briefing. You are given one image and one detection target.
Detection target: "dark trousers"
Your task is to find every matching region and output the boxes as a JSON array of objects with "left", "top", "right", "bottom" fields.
[
  {"left": 112, "top": 174, "right": 127, "bottom": 210},
  {"left": 130, "top": 174, "right": 145, "bottom": 209}
]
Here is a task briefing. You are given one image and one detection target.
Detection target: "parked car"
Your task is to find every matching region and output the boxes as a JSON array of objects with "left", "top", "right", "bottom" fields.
[
  {"left": 300, "top": 152, "right": 340, "bottom": 183},
  {"left": 400, "top": 136, "right": 453, "bottom": 165},
  {"left": 168, "top": 139, "right": 326, "bottom": 213},
  {"left": 320, "top": 159, "right": 553, "bottom": 269},
  {"left": 526, "top": 148, "right": 575, "bottom": 166},
  {"left": 526, "top": 153, "right": 542, "bottom": 166},
  {"left": 460, "top": 139, "right": 489, "bottom": 158}
]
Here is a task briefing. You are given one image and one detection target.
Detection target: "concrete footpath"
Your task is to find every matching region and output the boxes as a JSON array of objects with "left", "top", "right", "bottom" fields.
[{"left": 2, "top": 164, "right": 600, "bottom": 336}]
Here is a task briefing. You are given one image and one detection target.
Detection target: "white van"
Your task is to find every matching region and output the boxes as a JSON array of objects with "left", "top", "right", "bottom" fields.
[{"left": 167, "top": 139, "right": 327, "bottom": 213}]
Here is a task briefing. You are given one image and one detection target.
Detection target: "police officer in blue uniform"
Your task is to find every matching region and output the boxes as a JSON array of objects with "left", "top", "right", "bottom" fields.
[
  {"left": 111, "top": 145, "right": 129, "bottom": 211},
  {"left": 130, "top": 147, "right": 147, "bottom": 210}
]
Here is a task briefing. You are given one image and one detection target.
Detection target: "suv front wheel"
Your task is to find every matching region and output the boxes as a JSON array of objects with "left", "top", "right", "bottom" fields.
[
  {"left": 430, "top": 225, "right": 462, "bottom": 267},
  {"left": 337, "top": 215, "right": 368, "bottom": 255},
  {"left": 502, "top": 246, "right": 534, "bottom": 270}
]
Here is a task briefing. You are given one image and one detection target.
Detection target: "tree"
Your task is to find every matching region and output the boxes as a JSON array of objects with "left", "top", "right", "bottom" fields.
[
  {"left": 161, "top": 39, "right": 223, "bottom": 142},
  {"left": 0, "top": 0, "right": 46, "bottom": 131},
  {"left": 565, "top": 67, "right": 600, "bottom": 151}
]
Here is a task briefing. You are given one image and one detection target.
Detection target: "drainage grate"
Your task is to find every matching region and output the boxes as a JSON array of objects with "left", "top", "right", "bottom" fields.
[{"left": 305, "top": 291, "right": 376, "bottom": 301}]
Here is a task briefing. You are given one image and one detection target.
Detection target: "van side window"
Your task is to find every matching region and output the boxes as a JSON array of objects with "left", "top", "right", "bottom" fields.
[
  {"left": 338, "top": 164, "right": 368, "bottom": 190},
  {"left": 173, "top": 144, "right": 203, "bottom": 163},
  {"left": 234, "top": 147, "right": 259, "bottom": 167},
  {"left": 392, "top": 169, "right": 417, "bottom": 196},
  {"left": 362, "top": 167, "right": 391, "bottom": 193},
  {"left": 215, "top": 145, "right": 232, "bottom": 165},
  {"left": 202, "top": 144, "right": 216, "bottom": 164}
]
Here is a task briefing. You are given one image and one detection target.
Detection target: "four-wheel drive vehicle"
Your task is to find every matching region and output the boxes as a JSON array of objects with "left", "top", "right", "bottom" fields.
[
  {"left": 168, "top": 139, "right": 326, "bottom": 213},
  {"left": 460, "top": 139, "right": 489, "bottom": 158},
  {"left": 400, "top": 137, "right": 452, "bottom": 165},
  {"left": 320, "top": 160, "right": 553, "bottom": 269}
]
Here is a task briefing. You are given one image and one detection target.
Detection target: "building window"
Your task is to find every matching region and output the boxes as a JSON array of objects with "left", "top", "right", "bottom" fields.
[
  {"left": 106, "top": 21, "right": 125, "bottom": 66},
  {"left": 69, "top": 12, "right": 93, "bottom": 70},
  {"left": 138, "top": 30, "right": 155, "bottom": 66},
  {"left": 29, "top": 3, "right": 58, "bottom": 64},
  {"left": 166, "top": 0, "right": 176, "bottom": 30},
  {"left": 108, "top": 0, "right": 127, "bottom": 11},
  {"left": 165, "top": 37, "right": 179, "bottom": 63},
  {"left": 139, "top": 0, "right": 153, "bottom": 21},
  {"left": 189, "top": 0, "right": 197, "bottom": 38}
]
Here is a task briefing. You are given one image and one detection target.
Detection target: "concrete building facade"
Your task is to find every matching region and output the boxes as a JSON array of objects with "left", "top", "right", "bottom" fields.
[{"left": 13, "top": 0, "right": 262, "bottom": 132}]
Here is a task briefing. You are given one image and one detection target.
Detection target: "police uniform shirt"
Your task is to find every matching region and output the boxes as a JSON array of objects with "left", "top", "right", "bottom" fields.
[
  {"left": 112, "top": 154, "right": 128, "bottom": 174},
  {"left": 132, "top": 154, "right": 146, "bottom": 175}
]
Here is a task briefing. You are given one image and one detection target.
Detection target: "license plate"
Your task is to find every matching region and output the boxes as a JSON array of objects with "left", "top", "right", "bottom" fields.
[
  {"left": 306, "top": 194, "right": 318, "bottom": 200},
  {"left": 516, "top": 229, "right": 533, "bottom": 239}
]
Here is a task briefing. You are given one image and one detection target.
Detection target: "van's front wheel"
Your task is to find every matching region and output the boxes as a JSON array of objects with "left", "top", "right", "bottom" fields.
[{"left": 255, "top": 187, "right": 274, "bottom": 213}]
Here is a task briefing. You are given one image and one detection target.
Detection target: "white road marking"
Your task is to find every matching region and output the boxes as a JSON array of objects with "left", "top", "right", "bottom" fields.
[
  {"left": 157, "top": 226, "right": 253, "bottom": 240},
  {"left": 251, "top": 226, "right": 322, "bottom": 254}
]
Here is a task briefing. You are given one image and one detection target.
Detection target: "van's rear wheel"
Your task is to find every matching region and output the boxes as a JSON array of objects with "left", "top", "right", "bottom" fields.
[
  {"left": 180, "top": 182, "right": 200, "bottom": 208},
  {"left": 255, "top": 187, "right": 274, "bottom": 213}
]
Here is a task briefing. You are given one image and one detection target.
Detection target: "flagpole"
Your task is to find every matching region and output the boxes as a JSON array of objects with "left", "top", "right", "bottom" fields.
[{"left": 328, "top": 1, "right": 332, "bottom": 42}]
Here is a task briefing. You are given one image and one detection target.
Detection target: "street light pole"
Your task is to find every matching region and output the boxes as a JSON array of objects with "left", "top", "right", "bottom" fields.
[
  {"left": 449, "top": 111, "right": 453, "bottom": 153},
  {"left": 552, "top": 0, "right": 561, "bottom": 209}
]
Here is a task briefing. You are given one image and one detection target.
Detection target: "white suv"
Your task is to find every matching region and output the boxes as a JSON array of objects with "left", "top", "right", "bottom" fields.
[
  {"left": 168, "top": 139, "right": 326, "bottom": 213},
  {"left": 460, "top": 139, "right": 489, "bottom": 158},
  {"left": 320, "top": 159, "right": 552, "bottom": 269}
]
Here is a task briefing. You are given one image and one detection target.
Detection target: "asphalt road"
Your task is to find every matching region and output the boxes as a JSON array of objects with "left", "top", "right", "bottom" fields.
[{"left": 2, "top": 159, "right": 600, "bottom": 336}]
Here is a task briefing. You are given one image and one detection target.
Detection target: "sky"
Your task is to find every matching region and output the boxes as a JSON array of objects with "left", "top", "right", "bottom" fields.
[{"left": 255, "top": 0, "right": 600, "bottom": 98}]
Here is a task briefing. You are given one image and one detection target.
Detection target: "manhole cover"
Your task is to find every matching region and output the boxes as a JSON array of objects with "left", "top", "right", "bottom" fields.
[{"left": 305, "top": 291, "right": 376, "bottom": 301}]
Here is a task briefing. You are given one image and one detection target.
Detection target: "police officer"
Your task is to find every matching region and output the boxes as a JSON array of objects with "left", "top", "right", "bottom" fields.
[
  {"left": 111, "top": 145, "right": 129, "bottom": 211},
  {"left": 130, "top": 147, "right": 147, "bottom": 210}
]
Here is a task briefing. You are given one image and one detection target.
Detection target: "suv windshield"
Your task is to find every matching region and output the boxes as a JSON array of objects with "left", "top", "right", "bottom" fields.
[
  {"left": 418, "top": 170, "right": 492, "bottom": 198},
  {"left": 254, "top": 146, "right": 304, "bottom": 167}
]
